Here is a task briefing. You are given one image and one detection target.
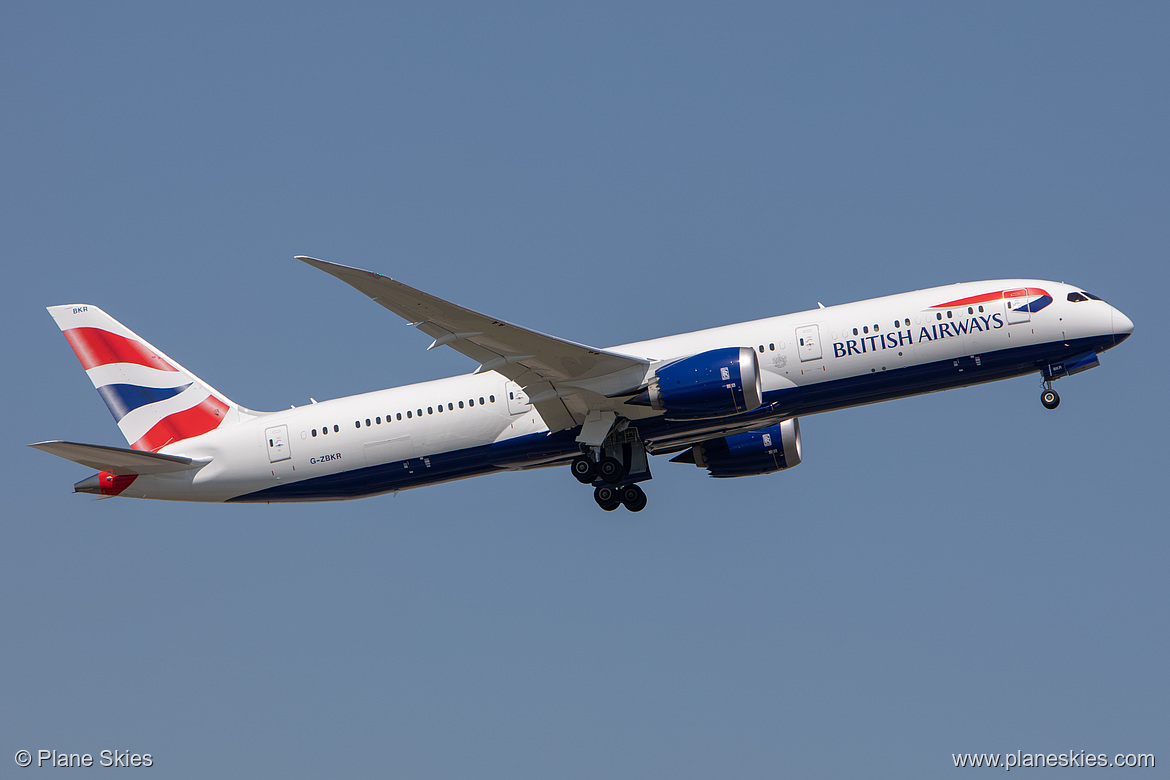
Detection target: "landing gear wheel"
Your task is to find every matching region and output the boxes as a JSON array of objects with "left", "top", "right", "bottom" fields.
[
  {"left": 1041, "top": 388, "right": 1060, "bottom": 410},
  {"left": 598, "top": 456, "right": 625, "bottom": 485},
  {"left": 619, "top": 484, "right": 647, "bottom": 512},
  {"left": 594, "top": 485, "right": 621, "bottom": 511},
  {"left": 570, "top": 455, "right": 597, "bottom": 484}
]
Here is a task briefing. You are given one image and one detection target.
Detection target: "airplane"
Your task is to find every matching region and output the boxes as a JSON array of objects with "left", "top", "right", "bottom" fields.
[{"left": 32, "top": 257, "right": 1134, "bottom": 512}]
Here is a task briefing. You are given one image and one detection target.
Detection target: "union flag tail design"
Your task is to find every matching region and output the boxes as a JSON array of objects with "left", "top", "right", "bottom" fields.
[{"left": 47, "top": 304, "right": 238, "bottom": 451}]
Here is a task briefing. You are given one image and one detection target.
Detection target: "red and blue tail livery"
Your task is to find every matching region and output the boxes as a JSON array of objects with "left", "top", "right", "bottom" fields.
[
  {"left": 46, "top": 305, "right": 235, "bottom": 452},
  {"left": 32, "top": 262, "right": 1133, "bottom": 510}
]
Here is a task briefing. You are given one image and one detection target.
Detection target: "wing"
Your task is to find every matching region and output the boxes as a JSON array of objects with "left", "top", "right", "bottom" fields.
[{"left": 298, "top": 257, "right": 651, "bottom": 432}]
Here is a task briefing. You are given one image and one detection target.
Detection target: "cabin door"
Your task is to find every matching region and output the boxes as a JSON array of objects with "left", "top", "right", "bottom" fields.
[
  {"left": 1004, "top": 289, "right": 1031, "bottom": 324},
  {"left": 265, "top": 425, "right": 291, "bottom": 463},
  {"left": 796, "top": 325, "right": 822, "bottom": 361}
]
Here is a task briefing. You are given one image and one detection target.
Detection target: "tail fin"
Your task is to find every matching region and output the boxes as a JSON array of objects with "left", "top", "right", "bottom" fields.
[{"left": 48, "top": 304, "right": 239, "bottom": 452}]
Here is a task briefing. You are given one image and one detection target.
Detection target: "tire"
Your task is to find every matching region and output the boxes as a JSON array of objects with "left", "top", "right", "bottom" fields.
[
  {"left": 1041, "top": 389, "right": 1060, "bottom": 410},
  {"left": 619, "top": 484, "right": 646, "bottom": 512},
  {"left": 598, "top": 456, "right": 625, "bottom": 485},
  {"left": 571, "top": 455, "right": 597, "bottom": 484},
  {"left": 594, "top": 485, "right": 620, "bottom": 511}
]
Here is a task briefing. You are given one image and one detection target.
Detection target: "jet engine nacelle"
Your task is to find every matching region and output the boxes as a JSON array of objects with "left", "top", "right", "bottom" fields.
[
  {"left": 629, "top": 346, "right": 763, "bottom": 420},
  {"left": 672, "top": 419, "right": 802, "bottom": 478}
]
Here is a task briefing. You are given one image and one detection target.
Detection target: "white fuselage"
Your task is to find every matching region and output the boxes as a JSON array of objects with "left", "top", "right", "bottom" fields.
[{"left": 111, "top": 279, "right": 1131, "bottom": 502}]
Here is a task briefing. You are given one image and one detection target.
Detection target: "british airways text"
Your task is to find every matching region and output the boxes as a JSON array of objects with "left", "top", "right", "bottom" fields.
[{"left": 832, "top": 313, "right": 1004, "bottom": 358}]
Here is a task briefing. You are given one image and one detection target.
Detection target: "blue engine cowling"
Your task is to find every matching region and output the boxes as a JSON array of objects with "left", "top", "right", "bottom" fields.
[
  {"left": 628, "top": 346, "right": 763, "bottom": 420},
  {"left": 671, "top": 419, "right": 802, "bottom": 478}
]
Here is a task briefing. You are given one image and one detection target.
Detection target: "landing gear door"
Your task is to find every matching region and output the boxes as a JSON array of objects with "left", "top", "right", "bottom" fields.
[
  {"left": 796, "top": 325, "right": 822, "bottom": 362},
  {"left": 1005, "top": 288, "right": 1031, "bottom": 324},
  {"left": 265, "top": 425, "right": 291, "bottom": 463}
]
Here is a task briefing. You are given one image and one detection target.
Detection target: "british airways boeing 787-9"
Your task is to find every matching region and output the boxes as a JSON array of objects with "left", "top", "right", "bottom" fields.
[{"left": 32, "top": 257, "right": 1134, "bottom": 512}]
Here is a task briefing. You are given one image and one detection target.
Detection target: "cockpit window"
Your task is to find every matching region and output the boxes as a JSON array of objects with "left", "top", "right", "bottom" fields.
[
  {"left": 1083, "top": 291, "right": 1103, "bottom": 301},
  {"left": 1067, "top": 292, "right": 1088, "bottom": 302}
]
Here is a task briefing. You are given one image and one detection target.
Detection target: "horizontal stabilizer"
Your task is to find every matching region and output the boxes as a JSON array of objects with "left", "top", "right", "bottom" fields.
[{"left": 29, "top": 440, "right": 205, "bottom": 476}]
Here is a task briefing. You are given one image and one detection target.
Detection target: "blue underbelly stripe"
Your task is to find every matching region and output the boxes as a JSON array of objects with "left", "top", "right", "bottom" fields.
[{"left": 228, "top": 335, "right": 1113, "bottom": 502}]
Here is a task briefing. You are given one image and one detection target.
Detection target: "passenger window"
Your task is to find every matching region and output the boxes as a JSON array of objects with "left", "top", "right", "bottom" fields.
[
  {"left": 355, "top": 421, "right": 360, "bottom": 429},
  {"left": 853, "top": 328, "right": 858, "bottom": 335},
  {"left": 978, "top": 306, "right": 984, "bottom": 313},
  {"left": 469, "top": 399, "right": 475, "bottom": 406},
  {"left": 936, "top": 312, "right": 942, "bottom": 320},
  {"left": 437, "top": 404, "right": 443, "bottom": 413},
  {"left": 322, "top": 426, "right": 328, "bottom": 435},
  {"left": 873, "top": 324, "right": 879, "bottom": 332},
  {"left": 758, "top": 345, "right": 764, "bottom": 353},
  {"left": 311, "top": 429, "right": 317, "bottom": 437},
  {"left": 769, "top": 343, "right": 775, "bottom": 351},
  {"left": 480, "top": 397, "right": 486, "bottom": 404},
  {"left": 427, "top": 407, "right": 433, "bottom": 415},
  {"left": 863, "top": 326, "right": 869, "bottom": 334},
  {"left": 366, "top": 419, "right": 371, "bottom": 427},
  {"left": 376, "top": 417, "right": 381, "bottom": 424},
  {"left": 459, "top": 401, "right": 464, "bottom": 409},
  {"left": 947, "top": 311, "right": 953, "bottom": 319},
  {"left": 333, "top": 425, "right": 339, "bottom": 433},
  {"left": 397, "top": 413, "right": 403, "bottom": 421},
  {"left": 489, "top": 395, "right": 495, "bottom": 403},
  {"left": 448, "top": 403, "right": 453, "bottom": 410},
  {"left": 406, "top": 411, "right": 412, "bottom": 419},
  {"left": 968, "top": 307, "right": 973, "bottom": 314}
]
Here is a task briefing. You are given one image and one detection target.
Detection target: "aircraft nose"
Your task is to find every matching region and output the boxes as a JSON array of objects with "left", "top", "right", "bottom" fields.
[{"left": 1111, "top": 307, "right": 1134, "bottom": 343}]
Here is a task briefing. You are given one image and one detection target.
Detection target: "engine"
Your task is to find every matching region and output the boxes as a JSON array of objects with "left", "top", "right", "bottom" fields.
[
  {"left": 671, "top": 419, "right": 802, "bottom": 478},
  {"left": 628, "top": 346, "right": 763, "bottom": 420}
]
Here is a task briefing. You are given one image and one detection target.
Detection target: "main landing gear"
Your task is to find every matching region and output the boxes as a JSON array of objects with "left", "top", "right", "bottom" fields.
[
  {"left": 570, "top": 454, "right": 625, "bottom": 485},
  {"left": 571, "top": 424, "right": 652, "bottom": 513},
  {"left": 593, "top": 483, "right": 647, "bottom": 512}
]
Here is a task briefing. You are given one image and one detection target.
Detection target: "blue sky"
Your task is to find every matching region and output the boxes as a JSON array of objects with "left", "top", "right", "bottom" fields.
[{"left": 2, "top": 2, "right": 1166, "bottom": 777}]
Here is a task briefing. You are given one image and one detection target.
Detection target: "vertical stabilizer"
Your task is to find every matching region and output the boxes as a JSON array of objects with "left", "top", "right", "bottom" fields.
[{"left": 47, "top": 304, "right": 239, "bottom": 451}]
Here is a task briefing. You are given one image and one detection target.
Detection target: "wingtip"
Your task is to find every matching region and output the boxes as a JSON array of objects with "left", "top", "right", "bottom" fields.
[{"left": 298, "top": 255, "right": 390, "bottom": 281}]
